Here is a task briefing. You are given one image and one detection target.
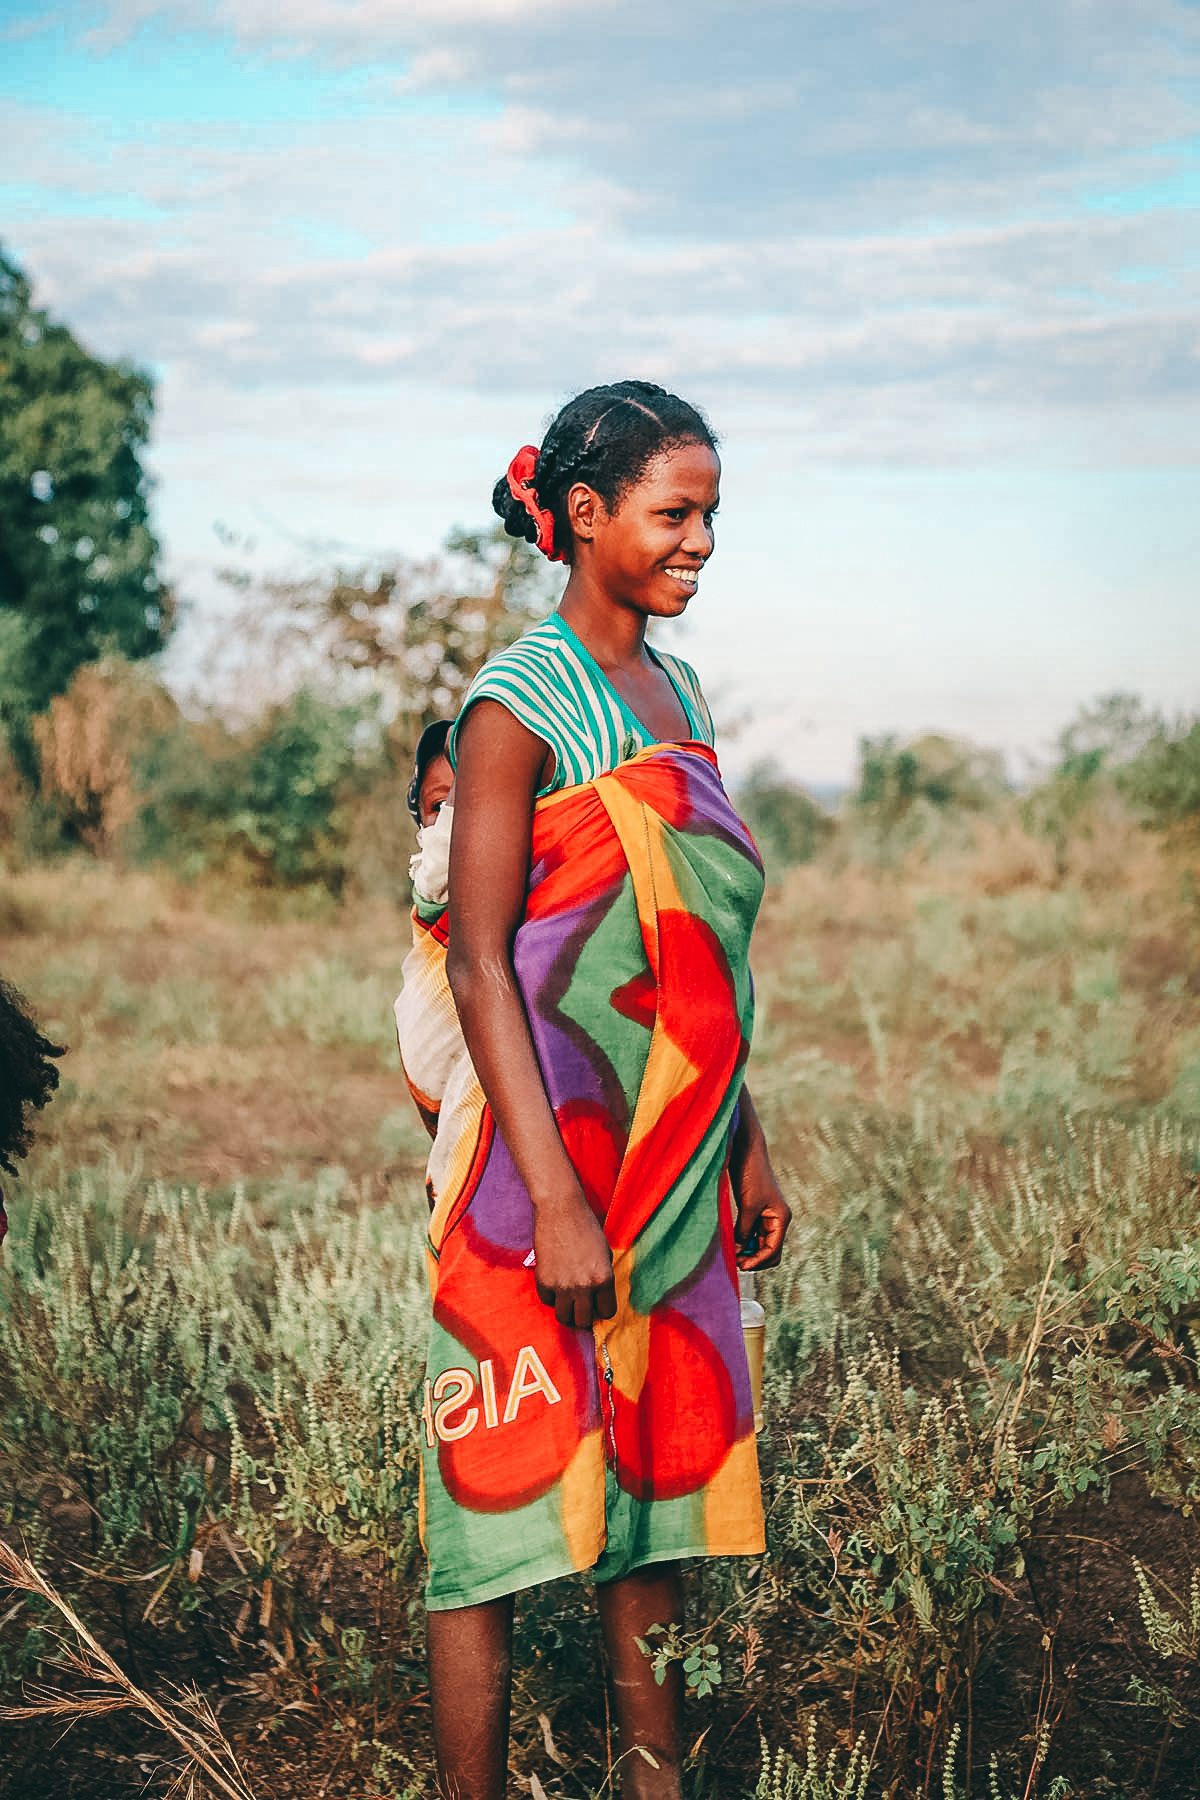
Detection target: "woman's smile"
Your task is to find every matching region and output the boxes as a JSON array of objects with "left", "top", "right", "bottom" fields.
[{"left": 580, "top": 439, "right": 720, "bottom": 618}]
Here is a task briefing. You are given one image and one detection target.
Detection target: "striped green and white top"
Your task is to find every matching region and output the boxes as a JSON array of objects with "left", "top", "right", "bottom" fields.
[{"left": 448, "top": 613, "right": 715, "bottom": 795}]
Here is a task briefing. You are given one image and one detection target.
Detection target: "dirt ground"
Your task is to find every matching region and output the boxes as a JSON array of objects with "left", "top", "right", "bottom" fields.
[{"left": 4, "top": 1469, "right": 1200, "bottom": 1800}]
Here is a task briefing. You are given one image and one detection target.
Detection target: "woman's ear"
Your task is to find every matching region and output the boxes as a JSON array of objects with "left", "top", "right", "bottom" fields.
[{"left": 566, "top": 481, "right": 602, "bottom": 543}]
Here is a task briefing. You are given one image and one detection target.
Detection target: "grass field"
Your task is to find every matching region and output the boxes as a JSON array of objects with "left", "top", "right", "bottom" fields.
[{"left": 2, "top": 801, "right": 1200, "bottom": 1798}]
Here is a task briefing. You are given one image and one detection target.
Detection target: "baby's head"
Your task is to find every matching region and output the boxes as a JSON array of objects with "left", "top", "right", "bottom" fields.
[
  {"left": 0, "top": 979, "right": 65, "bottom": 1241},
  {"left": 407, "top": 720, "right": 455, "bottom": 829}
]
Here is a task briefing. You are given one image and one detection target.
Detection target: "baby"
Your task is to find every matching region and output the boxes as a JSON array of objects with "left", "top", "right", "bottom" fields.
[
  {"left": 405, "top": 719, "right": 454, "bottom": 913},
  {"left": 393, "top": 723, "right": 473, "bottom": 1205}
]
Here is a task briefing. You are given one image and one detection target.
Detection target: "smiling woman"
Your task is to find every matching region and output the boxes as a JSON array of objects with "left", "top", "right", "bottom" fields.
[{"left": 405, "top": 381, "right": 792, "bottom": 1800}]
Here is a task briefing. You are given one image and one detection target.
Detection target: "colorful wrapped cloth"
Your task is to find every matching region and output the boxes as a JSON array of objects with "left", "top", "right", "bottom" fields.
[
  {"left": 419, "top": 741, "right": 766, "bottom": 1610},
  {"left": 393, "top": 903, "right": 478, "bottom": 1212}
]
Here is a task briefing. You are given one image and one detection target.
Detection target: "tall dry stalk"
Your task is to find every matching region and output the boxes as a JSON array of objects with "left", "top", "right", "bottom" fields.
[
  {"left": 0, "top": 1537, "right": 258, "bottom": 1800},
  {"left": 32, "top": 656, "right": 176, "bottom": 856}
]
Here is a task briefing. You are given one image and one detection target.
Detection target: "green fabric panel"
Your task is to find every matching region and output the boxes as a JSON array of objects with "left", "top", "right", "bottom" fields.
[
  {"left": 556, "top": 872, "right": 653, "bottom": 1117},
  {"left": 592, "top": 1474, "right": 706, "bottom": 1582},
  {"left": 660, "top": 820, "right": 759, "bottom": 1021},
  {"left": 624, "top": 818, "right": 756, "bottom": 1315},
  {"left": 627, "top": 1113, "right": 738, "bottom": 1315},
  {"left": 421, "top": 1314, "right": 571, "bottom": 1606}
]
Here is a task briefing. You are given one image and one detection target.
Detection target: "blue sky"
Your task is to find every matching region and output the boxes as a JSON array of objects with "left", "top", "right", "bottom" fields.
[{"left": 3, "top": 0, "right": 1198, "bottom": 779}]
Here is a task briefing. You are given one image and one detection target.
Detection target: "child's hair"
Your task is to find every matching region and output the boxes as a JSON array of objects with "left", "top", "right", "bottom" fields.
[
  {"left": 0, "top": 978, "right": 65, "bottom": 1177},
  {"left": 493, "top": 379, "right": 717, "bottom": 563}
]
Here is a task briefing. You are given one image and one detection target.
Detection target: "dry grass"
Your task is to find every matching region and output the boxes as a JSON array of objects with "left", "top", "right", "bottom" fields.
[
  {"left": 0, "top": 1538, "right": 258, "bottom": 1800},
  {"left": 33, "top": 659, "right": 179, "bottom": 858},
  {"left": 750, "top": 808, "right": 1199, "bottom": 1166},
  {"left": 2, "top": 810, "right": 1198, "bottom": 1191},
  {"left": 2, "top": 804, "right": 1200, "bottom": 1799},
  {"left": 0, "top": 860, "right": 428, "bottom": 1186}
]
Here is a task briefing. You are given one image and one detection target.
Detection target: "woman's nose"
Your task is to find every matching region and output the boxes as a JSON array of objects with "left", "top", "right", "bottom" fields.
[{"left": 682, "top": 514, "right": 714, "bottom": 556}]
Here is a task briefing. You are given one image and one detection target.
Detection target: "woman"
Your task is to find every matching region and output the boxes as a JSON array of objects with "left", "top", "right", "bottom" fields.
[{"left": 422, "top": 380, "right": 791, "bottom": 1800}]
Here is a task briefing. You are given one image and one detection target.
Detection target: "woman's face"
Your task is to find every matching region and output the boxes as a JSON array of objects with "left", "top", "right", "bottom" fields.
[
  {"left": 575, "top": 440, "right": 720, "bottom": 621},
  {"left": 418, "top": 753, "right": 454, "bottom": 827}
]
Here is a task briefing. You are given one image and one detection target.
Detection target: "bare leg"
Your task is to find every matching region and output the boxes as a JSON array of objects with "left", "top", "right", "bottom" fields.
[
  {"left": 427, "top": 1594, "right": 515, "bottom": 1800},
  {"left": 596, "top": 1562, "right": 684, "bottom": 1800}
]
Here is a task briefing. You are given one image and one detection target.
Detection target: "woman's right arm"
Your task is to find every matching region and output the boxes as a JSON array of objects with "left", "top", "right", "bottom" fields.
[{"left": 446, "top": 699, "right": 617, "bottom": 1330}]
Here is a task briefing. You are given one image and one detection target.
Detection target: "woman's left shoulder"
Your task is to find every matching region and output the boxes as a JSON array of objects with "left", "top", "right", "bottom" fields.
[{"left": 656, "top": 650, "right": 715, "bottom": 744}]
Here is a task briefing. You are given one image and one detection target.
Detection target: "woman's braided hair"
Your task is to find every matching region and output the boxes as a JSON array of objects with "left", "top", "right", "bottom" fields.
[
  {"left": 0, "top": 978, "right": 65, "bottom": 1177},
  {"left": 493, "top": 380, "right": 717, "bottom": 563}
]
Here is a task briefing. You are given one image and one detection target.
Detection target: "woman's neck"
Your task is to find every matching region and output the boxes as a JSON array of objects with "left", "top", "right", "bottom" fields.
[{"left": 556, "top": 573, "right": 650, "bottom": 675}]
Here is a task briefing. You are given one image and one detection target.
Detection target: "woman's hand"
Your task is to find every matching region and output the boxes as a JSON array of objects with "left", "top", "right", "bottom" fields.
[
  {"left": 532, "top": 1187, "right": 618, "bottom": 1329},
  {"left": 730, "top": 1087, "right": 791, "bottom": 1271}
]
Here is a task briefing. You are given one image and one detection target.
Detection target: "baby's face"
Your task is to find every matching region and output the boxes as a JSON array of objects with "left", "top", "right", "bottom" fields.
[{"left": 418, "top": 753, "right": 454, "bottom": 827}]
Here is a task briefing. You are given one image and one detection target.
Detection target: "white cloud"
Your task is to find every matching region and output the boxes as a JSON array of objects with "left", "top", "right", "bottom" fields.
[
  {"left": 86, "top": 0, "right": 574, "bottom": 55},
  {"left": 13, "top": 120, "right": 1196, "bottom": 469},
  {"left": 7, "top": 0, "right": 1199, "bottom": 774}
]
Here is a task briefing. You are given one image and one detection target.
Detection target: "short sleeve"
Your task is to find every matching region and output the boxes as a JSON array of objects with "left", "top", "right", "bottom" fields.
[
  {"left": 656, "top": 652, "right": 716, "bottom": 746},
  {"left": 446, "top": 669, "right": 562, "bottom": 797}
]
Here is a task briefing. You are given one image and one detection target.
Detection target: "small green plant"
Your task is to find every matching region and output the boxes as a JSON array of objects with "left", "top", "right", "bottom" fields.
[
  {"left": 1132, "top": 1559, "right": 1200, "bottom": 1662},
  {"left": 754, "top": 1722, "right": 870, "bottom": 1800},
  {"left": 635, "top": 1622, "right": 723, "bottom": 1698},
  {"left": 926, "top": 1725, "right": 1074, "bottom": 1800}
]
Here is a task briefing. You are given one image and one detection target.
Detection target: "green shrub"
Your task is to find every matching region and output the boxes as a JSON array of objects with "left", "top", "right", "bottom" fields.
[
  {"left": 851, "top": 733, "right": 1009, "bottom": 864},
  {"left": 134, "top": 690, "right": 385, "bottom": 892},
  {"left": 0, "top": 1168, "right": 255, "bottom": 1558},
  {"left": 3, "top": 1116, "right": 1200, "bottom": 1791},
  {"left": 760, "top": 1112, "right": 1200, "bottom": 1778},
  {"left": 0, "top": 1164, "right": 430, "bottom": 1661},
  {"left": 1023, "top": 694, "right": 1200, "bottom": 871},
  {"left": 737, "top": 763, "right": 833, "bottom": 878},
  {"left": 247, "top": 1178, "right": 427, "bottom": 1585},
  {"left": 1123, "top": 719, "right": 1200, "bottom": 830}
]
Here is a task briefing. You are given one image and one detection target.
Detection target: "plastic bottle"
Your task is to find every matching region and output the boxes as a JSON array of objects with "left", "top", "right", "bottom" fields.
[{"left": 739, "top": 1270, "right": 765, "bottom": 1434}]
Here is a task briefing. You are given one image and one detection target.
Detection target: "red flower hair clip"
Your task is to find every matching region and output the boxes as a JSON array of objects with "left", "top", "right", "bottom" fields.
[{"left": 506, "top": 446, "right": 564, "bottom": 563}]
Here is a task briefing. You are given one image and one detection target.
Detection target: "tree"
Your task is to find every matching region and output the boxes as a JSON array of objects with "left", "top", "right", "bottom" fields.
[
  {"left": 33, "top": 655, "right": 179, "bottom": 857},
  {"left": 1122, "top": 718, "right": 1200, "bottom": 835},
  {"left": 736, "top": 762, "right": 832, "bottom": 878},
  {"left": 212, "top": 524, "right": 558, "bottom": 762},
  {"left": 856, "top": 733, "right": 1007, "bottom": 822},
  {"left": 1056, "top": 693, "right": 1162, "bottom": 771},
  {"left": 128, "top": 525, "right": 558, "bottom": 894},
  {"left": 0, "top": 247, "right": 173, "bottom": 752},
  {"left": 1023, "top": 695, "right": 1176, "bottom": 873}
]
